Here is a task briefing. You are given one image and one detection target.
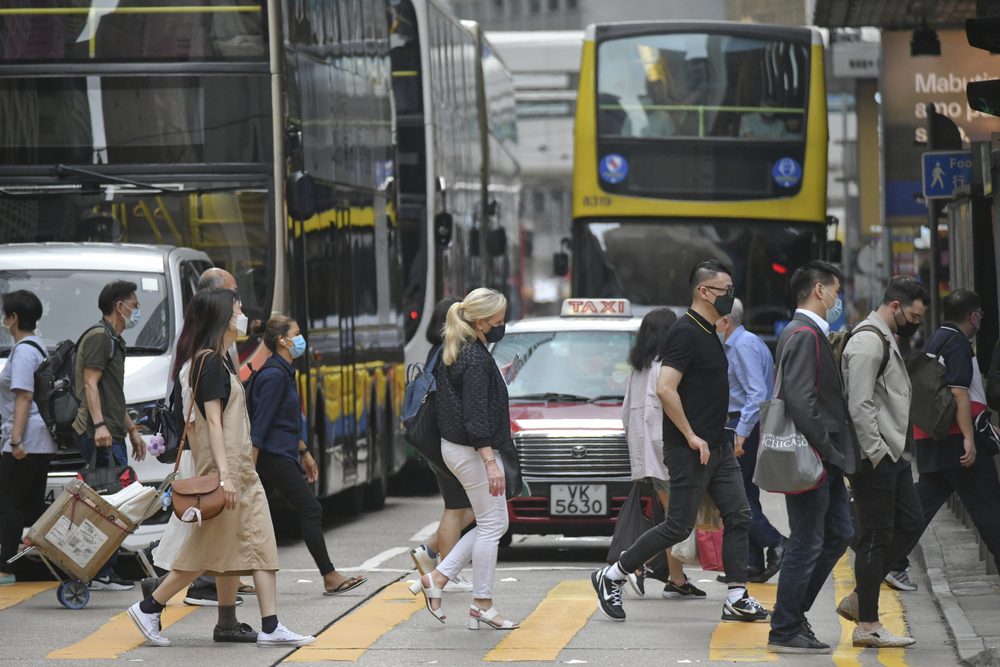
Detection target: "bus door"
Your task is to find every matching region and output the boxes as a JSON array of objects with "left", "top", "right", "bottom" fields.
[{"left": 334, "top": 206, "right": 360, "bottom": 488}]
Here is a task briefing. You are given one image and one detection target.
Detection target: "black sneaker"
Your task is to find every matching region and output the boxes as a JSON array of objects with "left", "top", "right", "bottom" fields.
[
  {"left": 89, "top": 573, "right": 135, "bottom": 591},
  {"left": 662, "top": 576, "right": 707, "bottom": 599},
  {"left": 754, "top": 537, "right": 786, "bottom": 583},
  {"left": 141, "top": 576, "right": 164, "bottom": 600},
  {"left": 184, "top": 586, "right": 244, "bottom": 606},
  {"left": 627, "top": 570, "right": 646, "bottom": 596},
  {"left": 801, "top": 616, "right": 818, "bottom": 643},
  {"left": 590, "top": 566, "right": 626, "bottom": 621},
  {"left": 213, "top": 622, "right": 257, "bottom": 643},
  {"left": 721, "top": 591, "right": 771, "bottom": 622},
  {"left": 767, "top": 632, "right": 832, "bottom": 654},
  {"left": 137, "top": 543, "right": 167, "bottom": 579}
]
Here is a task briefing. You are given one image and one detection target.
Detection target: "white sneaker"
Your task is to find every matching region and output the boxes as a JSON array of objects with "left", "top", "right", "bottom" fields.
[
  {"left": 126, "top": 602, "right": 171, "bottom": 647},
  {"left": 257, "top": 622, "right": 316, "bottom": 648},
  {"left": 445, "top": 574, "right": 474, "bottom": 592},
  {"left": 410, "top": 545, "right": 439, "bottom": 576}
]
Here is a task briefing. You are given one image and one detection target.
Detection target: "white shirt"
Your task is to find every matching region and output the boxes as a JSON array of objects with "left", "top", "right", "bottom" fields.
[
  {"left": 0, "top": 335, "right": 57, "bottom": 454},
  {"left": 794, "top": 308, "right": 830, "bottom": 336}
]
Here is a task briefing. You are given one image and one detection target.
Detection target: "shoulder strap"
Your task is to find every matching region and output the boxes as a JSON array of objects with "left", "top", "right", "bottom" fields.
[
  {"left": 174, "top": 352, "right": 210, "bottom": 475},
  {"left": 852, "top": 324, "right": 891, "bottom": 378},
  {"left": 76, "top": 324, "right": 115, "bottom": 359},
  {"left": 14, "top": 339, "right": 46, "bottom": 358}
]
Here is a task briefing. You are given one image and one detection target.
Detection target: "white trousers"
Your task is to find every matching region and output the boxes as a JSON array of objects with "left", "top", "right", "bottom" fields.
[{"left": 437, "top": 439, "right": 509, "bottom": 599}]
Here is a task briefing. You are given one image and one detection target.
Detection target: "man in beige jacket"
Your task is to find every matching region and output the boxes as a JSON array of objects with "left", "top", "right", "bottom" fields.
[{"left": 838, "top": 276, "right": 929, "bottom": 648}]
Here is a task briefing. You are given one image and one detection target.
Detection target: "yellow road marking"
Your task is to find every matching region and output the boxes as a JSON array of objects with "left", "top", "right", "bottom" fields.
[
  {"left": 833, "top": 553, "right": 910, "bottom": 667},
  {"left": 47, "top": 589, "right": 198, "bottom": 659},
  {"left": 708, "top": 581, "right": 778, "bottom": 661},
  {"left": 284, "top": 581, "right": 423, "bottom": 662},
  {"left": 0, "top": 581, "right": 58, "bottom": 611},
  {"left": 485, "top": 579, "right": 597, "bottom": 662}
]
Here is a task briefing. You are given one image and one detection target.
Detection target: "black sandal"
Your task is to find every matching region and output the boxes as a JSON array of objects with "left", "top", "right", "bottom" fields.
[{"left": 323, "top": 575, "right": 367, "bottom": 596}]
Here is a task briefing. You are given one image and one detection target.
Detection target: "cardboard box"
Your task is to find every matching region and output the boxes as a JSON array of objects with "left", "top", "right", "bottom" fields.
[{"left": 27, "top": 478, "right": 137, "bottom": 583}]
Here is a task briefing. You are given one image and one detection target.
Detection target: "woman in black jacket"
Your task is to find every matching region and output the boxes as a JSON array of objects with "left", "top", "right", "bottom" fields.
[{"left": 409, "top": 288, "right": 519, "bottom": 630}]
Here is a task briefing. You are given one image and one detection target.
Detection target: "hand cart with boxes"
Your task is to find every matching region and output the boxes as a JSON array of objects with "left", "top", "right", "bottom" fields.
[{"left": 5, "top": 476, "right": 173, "bottom": 609}]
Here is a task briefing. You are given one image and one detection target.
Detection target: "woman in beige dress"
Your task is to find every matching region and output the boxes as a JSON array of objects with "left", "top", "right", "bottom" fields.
[{"left": 126, "top": 288, "right": 314, "bottom": 648}]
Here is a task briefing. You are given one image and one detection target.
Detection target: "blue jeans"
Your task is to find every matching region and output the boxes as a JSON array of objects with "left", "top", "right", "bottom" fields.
[
  {"left": 769, "top": 463, "right": 854, "bottom": 643},
  {"left": 728, "top": 418, "right": 783, "bottom": 568},
  {"left": 75, "top": 432, "right": 127, "bottom": 580}
]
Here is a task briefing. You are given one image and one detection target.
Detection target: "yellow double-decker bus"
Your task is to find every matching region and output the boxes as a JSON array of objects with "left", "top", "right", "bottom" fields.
[{"left": 571, "top": 21, "right": 829, "bottom": 338}]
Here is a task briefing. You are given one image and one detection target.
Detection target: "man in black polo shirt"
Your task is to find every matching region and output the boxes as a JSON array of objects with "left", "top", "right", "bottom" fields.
[{"left": 592, "top": 260, "right": 766, "bottom": 623}]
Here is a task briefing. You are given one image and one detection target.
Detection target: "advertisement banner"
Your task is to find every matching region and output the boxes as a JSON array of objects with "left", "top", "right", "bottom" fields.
[{"left": 882, "top": 30, "right": 1000, "bottom": 226}]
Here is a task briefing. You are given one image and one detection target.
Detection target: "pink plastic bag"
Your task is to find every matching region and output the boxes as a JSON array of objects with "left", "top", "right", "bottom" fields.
[{"left": 696, "top": 529, "right": 724, "bottom": 571}]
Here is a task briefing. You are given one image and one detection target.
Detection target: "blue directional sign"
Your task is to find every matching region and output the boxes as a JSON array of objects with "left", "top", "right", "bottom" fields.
[{"left": 922, "top": 150, "right": 973, "bottom": 199}]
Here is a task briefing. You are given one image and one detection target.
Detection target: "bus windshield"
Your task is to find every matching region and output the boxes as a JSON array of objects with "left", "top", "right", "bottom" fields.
[
  {"left": 597, "top": 32, "right": 808, "bottom": 140},
  {"left": 0, "top": 2, "right": 266, "bottom": 63},
  {"left": 573, "top": 219, "right": 819, "bottom": 337}
]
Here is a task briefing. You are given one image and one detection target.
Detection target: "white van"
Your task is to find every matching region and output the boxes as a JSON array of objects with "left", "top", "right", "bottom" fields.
[{"left": 0, "top": 243, "right": 214, "bottom": 551}]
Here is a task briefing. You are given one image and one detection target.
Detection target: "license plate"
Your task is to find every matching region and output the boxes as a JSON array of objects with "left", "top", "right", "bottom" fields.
[{"left": 549, "top": 484, "right": 607, "bottom": 516}]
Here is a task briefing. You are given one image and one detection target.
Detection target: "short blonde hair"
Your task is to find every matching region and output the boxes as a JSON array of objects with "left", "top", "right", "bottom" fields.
[{"left": 442, "top": 288, "right": 507, "bottom": 365}]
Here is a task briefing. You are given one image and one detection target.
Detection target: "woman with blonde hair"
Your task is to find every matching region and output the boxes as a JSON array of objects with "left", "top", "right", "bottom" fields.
[{"left": 409, "top": 288, "right": 519, "bottom": 630}]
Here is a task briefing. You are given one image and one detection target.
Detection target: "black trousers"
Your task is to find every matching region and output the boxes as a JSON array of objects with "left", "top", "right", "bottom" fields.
[
  {"left": 619, "top": 443, "right": 751, "bottom": 582},
  {"left": 0, "top": 453, "right": 53, "bottom": 573},
  {"left": 848, "top": 455, "right": 924, "bottom": 623},
  {"left": 256, "top": 450, "right": 335, "bottom": 576}
]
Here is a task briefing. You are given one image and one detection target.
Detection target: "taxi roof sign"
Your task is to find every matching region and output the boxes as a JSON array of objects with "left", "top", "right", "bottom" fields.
[{"left": 560, "top": 298, "right": 632, "bottom": 317}]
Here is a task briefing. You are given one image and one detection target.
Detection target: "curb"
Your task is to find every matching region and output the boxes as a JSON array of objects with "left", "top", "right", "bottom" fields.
[{"left": 916, "top": 526, "right": 986, "bottom": 663}]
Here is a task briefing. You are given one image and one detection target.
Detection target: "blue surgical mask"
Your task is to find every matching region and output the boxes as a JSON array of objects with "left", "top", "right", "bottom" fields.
[
  {"left": 288, "top": 334, "right": 306, "bottom": 359},
  {"left": 821, "top": 288, "right": 843, "bottom": 324},
  {"left": 122, "top": 303, "right": 141, "bottom": 329}
]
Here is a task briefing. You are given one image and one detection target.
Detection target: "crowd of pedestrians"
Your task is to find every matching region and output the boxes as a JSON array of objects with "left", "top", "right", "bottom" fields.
[{"left": 2, "top": 257, "right": 999, "bottom": 654}]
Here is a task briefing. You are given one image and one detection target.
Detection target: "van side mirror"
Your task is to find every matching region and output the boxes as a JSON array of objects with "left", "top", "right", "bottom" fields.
[
  {"left": 435, "top": 212, "right": 453, "bottom": 247},
  {"left": 286, "top": 171, "right": 315, "bottom": 220},
  {"left": 553, "top": 252, "right": 569, "bottom": 276},
  {"left": 827, "top": 240, "right": 843, "bottom": 264}
]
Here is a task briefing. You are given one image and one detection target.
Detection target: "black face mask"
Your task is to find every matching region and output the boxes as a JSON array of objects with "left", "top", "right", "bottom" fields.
[
  {"left": 713, "top": 293, "right": 735, "bottom": 317},
  {"left": 484, "top": 324, "right": 505, "bottom": 344},
  {"left": 894, "top": 310, "right": 919, "bottom": 338}
]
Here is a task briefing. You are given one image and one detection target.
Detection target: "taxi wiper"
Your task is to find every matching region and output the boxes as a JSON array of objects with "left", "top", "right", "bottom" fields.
[
  {"left": 55, "top": 164, "right": 181, "bottom": 192},
  {"left": 510, "top": 392, "right": 589, "bottom": 403},
  {"left": 588, "top": 394, "right": 624, "bottom": 403}
]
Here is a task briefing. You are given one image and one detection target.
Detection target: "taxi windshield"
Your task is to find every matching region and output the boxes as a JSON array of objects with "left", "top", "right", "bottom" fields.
[{"left": 493, "top": 330, "right": 636, "bottom": 401}]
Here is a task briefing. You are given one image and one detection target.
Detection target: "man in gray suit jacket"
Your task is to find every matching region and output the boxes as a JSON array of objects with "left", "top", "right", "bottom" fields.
[{"left": 767, "top": 261, "right": 861, "bottom": 654}]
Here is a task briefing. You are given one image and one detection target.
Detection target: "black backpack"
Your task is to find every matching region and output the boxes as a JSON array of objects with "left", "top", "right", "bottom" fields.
[
  {"left": 906, "top": 330, "right": 964, "bottom": 441},
  {"left": 243, "top": 357, "right": 292, "bottom": 422},
  {"left": 19, "top": 325, "right": 110, "bottom": 449}
]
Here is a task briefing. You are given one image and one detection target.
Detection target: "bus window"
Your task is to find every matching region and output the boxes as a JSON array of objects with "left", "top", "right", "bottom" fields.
[{"left": 597, "top": 33, "right": 808, "bottom": 140}]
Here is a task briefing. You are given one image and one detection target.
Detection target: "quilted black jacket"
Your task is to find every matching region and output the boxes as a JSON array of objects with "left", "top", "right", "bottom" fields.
[{"left": 435, "top": 339, "right": 512, "bottom": 452}]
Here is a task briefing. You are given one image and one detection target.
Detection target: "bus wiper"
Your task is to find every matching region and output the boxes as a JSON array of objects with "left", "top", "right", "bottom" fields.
[
  {"left": 54, "top": 164, "right": 182, "bottom": 193},
  {"left": 510, "top": 392, "right": 589, "bottom": 403},
  {"left": 126, "top": 346, "right": 167, "bottom": 355}
]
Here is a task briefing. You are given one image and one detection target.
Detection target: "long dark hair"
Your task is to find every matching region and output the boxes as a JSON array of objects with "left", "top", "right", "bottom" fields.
[
  {"left": 177, "top": 288, "right": 238, "bottom": 372},
  {"left": 628, "top": 308, "right": 677, "bottom": 371}
]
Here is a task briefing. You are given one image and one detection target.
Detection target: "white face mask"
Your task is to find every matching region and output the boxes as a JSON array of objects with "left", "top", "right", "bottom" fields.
[
  {"left": 0, "top": 316, "right": 10, "bottom": 336},
  {"left": 233, "top": 312, "right": 249, "bottom": 336}
]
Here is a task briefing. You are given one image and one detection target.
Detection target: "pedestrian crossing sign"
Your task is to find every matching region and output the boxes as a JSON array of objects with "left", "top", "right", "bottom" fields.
[{"left": 922, "top": 150, "right": 973, "bottom": 200}]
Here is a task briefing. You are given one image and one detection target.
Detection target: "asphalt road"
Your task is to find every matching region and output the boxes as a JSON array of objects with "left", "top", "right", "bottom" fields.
[{"left": 0, "top": 491, "right": 960, "bottom": 666}]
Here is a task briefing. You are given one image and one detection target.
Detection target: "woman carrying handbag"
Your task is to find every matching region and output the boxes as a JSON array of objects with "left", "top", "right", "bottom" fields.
[
  {"left": 409, "top": 288, "right": 520, "bottom": 631},
  {"left": 126, "top": 288, "right": 314, "bottom": 649}
]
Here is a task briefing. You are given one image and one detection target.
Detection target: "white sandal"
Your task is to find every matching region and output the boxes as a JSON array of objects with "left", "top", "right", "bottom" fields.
[
  {"left": 468, "top": 604, "right": 519, "bottom": 630},
  {"left": 408, "top": 574, "right": 446, "bottom": 623}
]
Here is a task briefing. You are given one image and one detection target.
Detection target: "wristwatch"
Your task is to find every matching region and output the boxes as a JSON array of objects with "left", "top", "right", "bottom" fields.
[
  {"left": 11, "top": 441, "right": 23, "bottom": 449},
  {"left": 93, "top": 421, "right": 106, "bottom": 429},
  {"left": 298, "top": 449, "right": 309, "bottom": 457}
]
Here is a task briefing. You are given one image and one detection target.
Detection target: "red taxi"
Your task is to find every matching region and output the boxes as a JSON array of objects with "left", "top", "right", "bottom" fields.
[{"left": 492, "top": 298, "right": 654, "bottom": 541}]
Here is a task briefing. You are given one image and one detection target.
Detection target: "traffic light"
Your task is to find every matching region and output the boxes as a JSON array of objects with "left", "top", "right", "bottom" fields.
[{"left": 966, "top": 17, "right": 1000, "bottom": 116}]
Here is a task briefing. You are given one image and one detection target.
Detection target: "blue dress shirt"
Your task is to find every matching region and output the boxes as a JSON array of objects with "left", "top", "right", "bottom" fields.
[{"left": 724, "top": 325, "right": 775, "bottom": 437}]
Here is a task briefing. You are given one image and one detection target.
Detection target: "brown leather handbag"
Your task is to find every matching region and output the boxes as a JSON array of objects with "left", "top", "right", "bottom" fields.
[{"left": 171, "top": 353, "right": 226, "bottom": 525}]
